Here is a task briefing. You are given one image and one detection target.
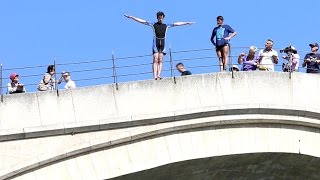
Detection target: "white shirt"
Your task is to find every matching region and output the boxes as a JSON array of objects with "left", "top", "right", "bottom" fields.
[
  {"left": 7, "top": 82, "right": 26, "bottom": 94},
  {"left": 259, "top": 49, "right": 278, "bottom": 71},
  {"left": 64, "top": 80, "right": 76, "bottom": 89}
]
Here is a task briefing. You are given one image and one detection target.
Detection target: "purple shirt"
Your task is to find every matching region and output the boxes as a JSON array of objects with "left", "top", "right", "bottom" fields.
[{"left": 241, "top": 55, "right": 259, "bottom": 71}]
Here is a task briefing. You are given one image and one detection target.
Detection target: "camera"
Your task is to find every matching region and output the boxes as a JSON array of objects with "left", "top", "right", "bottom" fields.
[
  {"left": 280, "top": 45, "right": 296, "bottom": 53},
  {"left": 279, "top": 49, "right": 286, "bottom": 53}
]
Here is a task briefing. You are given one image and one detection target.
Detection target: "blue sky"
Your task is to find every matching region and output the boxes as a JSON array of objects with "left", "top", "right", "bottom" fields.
[{"left": 0, "top": 0, "right": 318, "bottom": 92}]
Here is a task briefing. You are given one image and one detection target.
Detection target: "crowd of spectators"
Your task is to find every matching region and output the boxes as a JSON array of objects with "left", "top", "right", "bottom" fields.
[
  {"left": 7, "top": 65, "right": 76, "bottom": 94},
  {"left": 5, "top": 13, "right": 320, "bottom": 94}
]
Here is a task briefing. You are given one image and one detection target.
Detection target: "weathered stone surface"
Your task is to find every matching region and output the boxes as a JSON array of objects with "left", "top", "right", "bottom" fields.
[{"left": 1, "top": 72, "right": 320, "bottom": 180}]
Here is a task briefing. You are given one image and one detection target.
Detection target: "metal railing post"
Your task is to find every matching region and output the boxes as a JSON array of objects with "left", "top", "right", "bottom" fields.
[
  {"left": 229, "top": 44, "right": 234, "bottom": 78},
  {"left": 169, "top": 46, "right": 176, "bottom": 84},
  {"left": 289, "top": 57, "right": 292, "bottom": 79},
  {"left": 54, "top": 57, "right": 59, "bottom": 97},
  {"left": 0, "top": 63, "right": 3, "bottom": 102},
  {"left": 112, "top": 51, "right": 118, "bottom": 90}
]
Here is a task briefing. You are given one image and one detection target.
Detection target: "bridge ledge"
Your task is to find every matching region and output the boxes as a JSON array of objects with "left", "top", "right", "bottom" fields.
[{"left": 0, "top": 104, "right": 320, "bottom": 142}]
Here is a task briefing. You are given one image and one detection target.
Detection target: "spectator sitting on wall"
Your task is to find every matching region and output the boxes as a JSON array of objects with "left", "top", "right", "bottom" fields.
[
  {"left": 302, "top": 43, "right": 320, "bottom": 73},
  {"left": 258, "top": 39, "right": 278, "bottom": 71},
  {"left": 58, "top": 71, "right": 76, "bottom": 89},
  {"left": 37, "top": 73, "right": 55, "bottom": 91},
  {"left": 176, "top": 63, "right": 192, "bottom": 76},
  {"left": 281, "top": 46, "right": 300, "bottom": 72},
  {"left": 7, "top": 73, "right": 26, "bottom": 94},
  {"left": 238, "top": 46, "right": 259, "bottom": 71}
]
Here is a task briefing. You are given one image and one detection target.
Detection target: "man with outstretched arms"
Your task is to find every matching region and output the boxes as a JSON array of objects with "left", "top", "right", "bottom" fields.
[{"left": 125, "top": 11, "right": 194, "bottom": 80}]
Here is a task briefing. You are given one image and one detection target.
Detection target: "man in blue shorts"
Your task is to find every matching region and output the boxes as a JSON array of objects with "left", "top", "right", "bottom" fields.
[
  {"left": 125, "top": 12, "right": 195, "bottom": 80},
  {"left": 210, "top": 16, "right": 237, "bottom": 72}
]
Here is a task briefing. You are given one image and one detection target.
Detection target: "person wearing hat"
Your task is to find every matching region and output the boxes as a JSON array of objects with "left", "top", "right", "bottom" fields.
[
  {"left": 302, "top": 43, "right": 320, "bottom": 73},
  {"left": 229, "top": 65, "right": 239, "bottom": 72},
  {"left": 124, "top": 12, "right": 195, "bottom": 80},
  {"left": 281, "top": 46, "right": 300, "bottom": 72},
  {"left": 7, "top": 73, "right": 26, "bottom": 94},
  {"left": 58, "top": 71, "right": 76, "bottom": 89}
]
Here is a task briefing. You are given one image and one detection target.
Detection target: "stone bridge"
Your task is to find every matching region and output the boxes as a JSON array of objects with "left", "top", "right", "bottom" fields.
[{"left": 1, "top": 72, "right": 320, "bottom": 179}]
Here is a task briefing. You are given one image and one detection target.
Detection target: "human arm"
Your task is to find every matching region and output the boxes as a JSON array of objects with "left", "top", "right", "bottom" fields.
[
  {"left": 238, "top": 53, "right": 246, "bottom": 64},
  {"left": 272, "top": 55, "right": 279, "bottom": 64},
  {"left": 302, "top": 54, "right": 309, "bottom": 67},
  {"left": 272, "top": 51, "right": 279, "bottom": 64},
  {"left": 37, "top": 81, "right": 48, "bottom": 91},
  {"left": 124, "top": 14, "right": 150, "bottom": 25},
  {"left": 224, "top": 25, "right": 237, "bottom": 41},
  {"left": 292, "top": 54, "right": 300, "bottom": 65},
  {"left": 57, "top": 76, "right": 63, "bottom": 84},
  {"left": 224, "top": 31, "right": 237, "bottom": 41},
  {"left": 210, "top": 29, "right": 216, "bottom": 46},
  {"left": 316, "top": 54, "right": 320, "bottom": 64},
  {"left": 7, "top": 83, "right": 16, "bottom": 94},
  {"left": 282, "top": 55, "right": 289, "bottom": 61},
  {"left": 172, "top": 22, "right": 195, "bottom": 26},
  {"left": 258, "top": 50, "right": 264, "bottom": 63}
]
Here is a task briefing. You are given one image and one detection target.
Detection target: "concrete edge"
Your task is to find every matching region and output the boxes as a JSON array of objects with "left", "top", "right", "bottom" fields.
[
  {"left": 3, "top": 115, "right": 320, "bottom": 180},
  {"left": 0, "top": 104, "right": 317, "bottom": 142}
]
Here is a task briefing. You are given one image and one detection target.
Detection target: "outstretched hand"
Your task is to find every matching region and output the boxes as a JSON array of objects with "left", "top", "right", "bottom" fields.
[
  {"left": 187, "top": 22, "right": 195, "bottom": 25},
  {"left": 124, "top": 14, "right": 132, "bottom": 18}
]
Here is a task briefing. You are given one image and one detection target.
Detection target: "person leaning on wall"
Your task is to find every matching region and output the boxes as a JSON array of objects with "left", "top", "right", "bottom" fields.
[
  {"left": 176, "top": 63, "right": 192, "bottom": 76},
  {"left": 57, "top": 71, "right": 76, "bottom": 89},
  {"left": 302, "top": 43, "right": 320, "bottom": 73},
  {"left": 7, "top": 73, "right": 26, "bottom": 94},
  {"left": 37, "top": 73, "right": 55, "bottom": 91}
]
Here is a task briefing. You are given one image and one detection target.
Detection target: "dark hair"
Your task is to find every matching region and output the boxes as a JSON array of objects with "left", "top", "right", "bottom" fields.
[
  {"left": 47, "top": 65, "right": 55, "bottom": 73},
  {"left": 267, "top": 39, "right": 274, "bottom": 43},
  {"left": 176, "top": 62, "right": 184, "bottom": 68},
  {"left": 217, "top": 16, "right": 224, "bottom": 21},
  {"left": 156, "top": 11, "right": 165, "bottom": 18}
]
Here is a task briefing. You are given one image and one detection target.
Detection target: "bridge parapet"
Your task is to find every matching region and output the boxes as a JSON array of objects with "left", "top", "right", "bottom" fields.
[
  {"left": 1, "top": 71, "right": 320, "bottom": 131},
  {"left": 1, "top": 71, "right": 320, "bottom": 179}
]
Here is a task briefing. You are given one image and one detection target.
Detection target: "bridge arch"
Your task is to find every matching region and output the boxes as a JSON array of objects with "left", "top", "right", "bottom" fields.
[{"left": 3, "top": 112, "right": 320, "bottom": 180}]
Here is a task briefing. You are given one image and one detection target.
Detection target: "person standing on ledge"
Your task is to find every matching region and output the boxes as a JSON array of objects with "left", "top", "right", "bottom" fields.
[
  {"left": 125, "top": 12, "right": 195, "bottom": 80},
  {"left": 210, "top": 16, "right": 237, "bottom": 72}
]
